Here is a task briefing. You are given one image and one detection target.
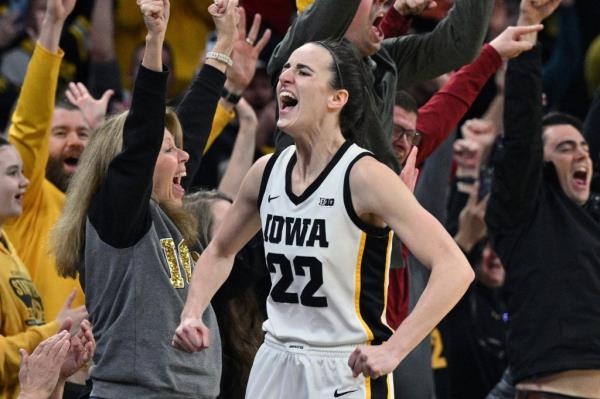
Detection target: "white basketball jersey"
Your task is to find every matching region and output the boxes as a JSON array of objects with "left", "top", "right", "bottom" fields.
[{"left": 258, "top": 142, "right": 394, "bottom": 346}]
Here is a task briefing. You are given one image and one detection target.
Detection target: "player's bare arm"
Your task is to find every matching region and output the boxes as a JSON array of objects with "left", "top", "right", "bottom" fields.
[
  {"left": 173, "top": 154, "right": 270, "bottom": 352},
  {"left": 347, "top": 156, "right": 474, "bottom": 378}
]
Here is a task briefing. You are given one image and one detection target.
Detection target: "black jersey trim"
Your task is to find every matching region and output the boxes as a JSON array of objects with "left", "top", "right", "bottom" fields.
[
  {"left": 344, "top": 152, "right": 391, "bottom": 236},
  {"left": 359, "top": 233, "right": 394, "bottom": 345},
  {"left": 285, "top": 140, "right": 352, "bottom": 206},
  {"left": 257, "top": 152, "right": 280, "bottom": 211},
  {"left": 369, "top": 373, "right": 392, "bottom": 398}
]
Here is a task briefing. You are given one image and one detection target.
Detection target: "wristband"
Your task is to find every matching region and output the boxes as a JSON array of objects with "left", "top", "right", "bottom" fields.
[
  {"left": 205, "top": 51, "right": 233, "bottom": 67},
  {"left": 221, "top": 87, "right": 242, "bottom": 105}
]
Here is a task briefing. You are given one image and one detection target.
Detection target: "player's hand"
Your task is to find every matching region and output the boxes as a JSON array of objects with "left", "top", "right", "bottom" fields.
[
  {"left": 172, "top": 317, "right": 211, "bottom": 352},
  {"left": 348, "top": 343, "right": 400, "bottom": 379},
  {"left": 394, "top": 0, "right": 437, "bottom": 16},
  {"left": 399, "top": 146, "right": 419, "bottom": 193}
]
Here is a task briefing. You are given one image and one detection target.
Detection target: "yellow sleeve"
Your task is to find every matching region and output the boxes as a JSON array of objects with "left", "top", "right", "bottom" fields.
[
  {"left": 8, "top": 43, "right": 63, "bottom": 213},
  {"left": 297, "top": 0, "right": 314, "bottom": 13},
  {"left": 0, "top": 321, "right": 58, "bottom": 387},
  {"left": 203, "top": 103, "right": 236, "bottom": 154}
]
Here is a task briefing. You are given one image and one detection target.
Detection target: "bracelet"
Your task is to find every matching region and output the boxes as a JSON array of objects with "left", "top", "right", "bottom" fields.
[
  {"left": 205, "top": 51, "right": 233, "bottom": 67},
  {"left": 221, "top": 87, "right": 242, "bottom": 105}
]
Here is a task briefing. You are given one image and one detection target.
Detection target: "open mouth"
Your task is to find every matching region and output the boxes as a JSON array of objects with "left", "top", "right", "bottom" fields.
[
  {"left": 572, "top": 168, "right": 588, "bottom": 187},
  {"left": 172, "top": 171, "right": 186, "bottom": 186},
  {"left": 14, "top": 192, "right": 24, "bottom": 203},
  {"left": 279, "top": 90, "right": 298, "bottom": 111},
  {"left": 64, "top": 157, "right": 79, "bottom": 167},
  {"left": 371, "top": 13, "right": 385, "bottom": 41}
]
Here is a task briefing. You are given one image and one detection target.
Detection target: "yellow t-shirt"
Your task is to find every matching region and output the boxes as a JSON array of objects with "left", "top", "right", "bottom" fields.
[
  {"left": 0, "top": 230, "right": 58, "bottom": 399},
  {"left": 5, "top": 43, "right": 85, "bottom": 320}
]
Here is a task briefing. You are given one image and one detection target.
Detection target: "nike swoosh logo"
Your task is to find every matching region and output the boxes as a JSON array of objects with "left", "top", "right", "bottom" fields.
[
  {"left": 334, "top": 388, "right": 358, "bottom": 397},
  {"left": 268, "top": 195, "right": 280, "bottom": 202}
]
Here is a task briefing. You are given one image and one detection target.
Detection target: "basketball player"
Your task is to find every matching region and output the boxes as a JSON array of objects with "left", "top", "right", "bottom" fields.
[{"left": 174, "top": 40, "right": 474, "bottom": 398}]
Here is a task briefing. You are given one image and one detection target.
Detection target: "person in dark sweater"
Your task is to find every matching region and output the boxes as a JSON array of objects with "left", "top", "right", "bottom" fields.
[
  {"left": 50, "top": 0, "right": 239, "bottom": 397},
  {"left": 485, "top": 1, "right": 600, "bottom": 397}
]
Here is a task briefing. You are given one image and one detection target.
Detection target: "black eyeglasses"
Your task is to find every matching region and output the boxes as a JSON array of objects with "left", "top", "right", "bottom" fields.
[{"left": 393, "top": 125, "right": 421, "bottom": 146}]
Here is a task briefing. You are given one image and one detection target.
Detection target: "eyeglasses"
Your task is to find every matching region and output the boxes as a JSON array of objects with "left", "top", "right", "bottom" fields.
[{"left": 392, "top": 125, "right": 421, "bottom": 146}]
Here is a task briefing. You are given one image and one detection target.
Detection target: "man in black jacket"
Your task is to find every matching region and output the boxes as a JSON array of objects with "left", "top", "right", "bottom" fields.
[{"left": 485, "top": 1, "right": 600, "bottom": 398}]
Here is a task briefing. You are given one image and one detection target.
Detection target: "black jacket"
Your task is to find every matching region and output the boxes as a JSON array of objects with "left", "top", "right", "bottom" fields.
[{"left": 486, "top": 46, "right": 600, "bottom": 383}]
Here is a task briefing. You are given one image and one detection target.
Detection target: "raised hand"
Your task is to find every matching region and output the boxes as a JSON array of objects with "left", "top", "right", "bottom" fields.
[
  {"left": 172, "top": 317, "right": 211, "bottom": 353},
  {"left": 138, "top": 0, "right": 170, "bottom": 38},
  {"left": 59, "top": 320, "right": 95, "bottom": 380},
  {"left": 45, "top": 0, "right": 77, "bottom": 23},
  {"left": 519, "top": 0, "right": 561, "bottom": 24},
  {"left": 209, "top": 0, "right": 240, "bottom": 43},
  {"left": 225, "top": 7, "right": 272, "bottom": 94},
  {"left": 394, "top": 0, "right": 438, "bottom": 16},
  {"left": 66, "top": 82, "right": 113, "bottom": 129},
  {"left": 461, "top": 119, "right": 498, "bottom": 152},
  {"left": 18, "top": 331, "right": 71, "bottom": 399},
  {"left": 455, "top": 185, "right": 490, "bottom": 252},
  {"left": 399, "top": 146, "right": 420, "bottom": 193},
  {"left": 490, "top": 24, "right": 544, "bottom": 59}
]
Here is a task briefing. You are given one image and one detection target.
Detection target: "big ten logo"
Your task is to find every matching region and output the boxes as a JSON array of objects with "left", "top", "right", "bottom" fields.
[
  {"left": 318, "top": 197, "right": 335, "bottom": 207},
  {"left": 160, "top": 239, "right": 196, "bottom": 289},
  {"left": 9, "top": 278, "right": 44, "bottom": 325},
  {"left": 431, "top": 327, "right": 448, "bottom": 369}
]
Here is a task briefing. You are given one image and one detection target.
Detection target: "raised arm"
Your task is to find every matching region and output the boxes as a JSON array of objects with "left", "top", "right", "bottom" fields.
[
  {"left": 384, "top": 0, "right": 494, "bottom": 89},
  {"left": 347, "top": 156, "right": 473, "bottom": 378},
  {"left": 415, "top": 24, "right": 542, "bottom": 166},
  {"left": 173, "top": 155, "right": 269, "bottom": 352},
  {"left": 486, "top": 0, "right": 561, "bottom": 231},
  {"left": 88, "top": 0, "right": 169, "bottom": 247},
  {"left": 7, "top": 0, "right": 74, "bottom": 211},
  {"left": 267, "top": 0, "right": 361, "bottom": 84},
  {"left": 218, "top": 99, "right": 258, "bottom": 199}
]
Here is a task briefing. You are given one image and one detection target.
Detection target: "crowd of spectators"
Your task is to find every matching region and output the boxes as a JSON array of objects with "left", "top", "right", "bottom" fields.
[{"left": 0, "top": 0, "right": 599, "bottom": 398}]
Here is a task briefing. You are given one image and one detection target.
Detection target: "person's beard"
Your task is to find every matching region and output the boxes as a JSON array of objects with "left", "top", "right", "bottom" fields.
[{"left": 46, "top": 156, "right": 73, "bottom": 193}]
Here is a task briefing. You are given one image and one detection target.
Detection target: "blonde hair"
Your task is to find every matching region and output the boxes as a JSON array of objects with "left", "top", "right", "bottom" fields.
[{"left": 52, "top": 108, "right": 196, "bottom": 278}]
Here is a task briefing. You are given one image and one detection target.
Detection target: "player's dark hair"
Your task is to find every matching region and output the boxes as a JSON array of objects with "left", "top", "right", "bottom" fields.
[{"left": 315, "top": 40, "right": 369, "bottom": 147}]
